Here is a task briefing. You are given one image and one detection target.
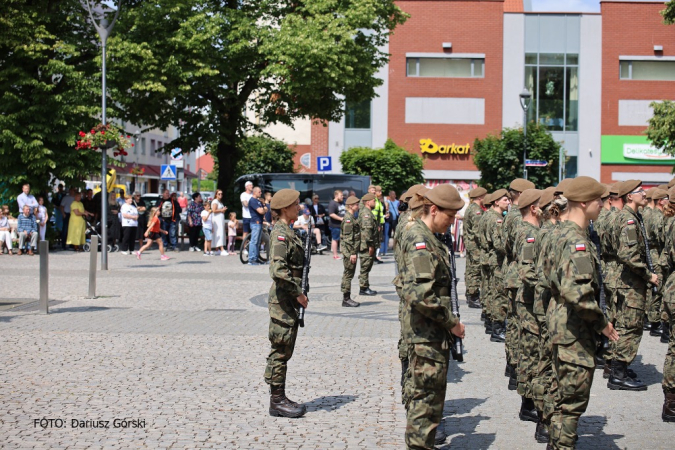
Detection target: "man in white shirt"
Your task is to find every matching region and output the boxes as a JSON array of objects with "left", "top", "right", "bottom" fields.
[
  {"left": 240, "top": 181, "right": 253, "bottom": 242},
  {"left": 60, "top": 187, "right": 75, "bottom": 249},
  {"left": 293, "top": 207, "right": 327, "bottom": 251},
  {"left": 16, "top": 183, "right": 38, "bottom": 212}
]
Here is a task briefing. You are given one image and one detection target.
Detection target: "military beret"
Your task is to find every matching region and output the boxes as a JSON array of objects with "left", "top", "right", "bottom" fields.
[
  {"left": 409, "top": 188, "right": 430, "bottom": 209},
  {"left": 518, "top": 189, "right": 542, "bottom": 210},
  {"left": 658, "top": 184, "right": 670, "bottom": 192},
  {"left": 652, "top": 189, "right": 668, "bottom": 200},
  {"left": 270, "top": 189, "right": 300, "bottom": 209},
  {"left": 539, "top": 186, "right": 557, "bottom": 209},
  {"left": 554, "top": 178, "right": 575, "bottom": 196},
  {"left": 402, "top": 184, "right": 425, "bottom": 202},
  {"left": 424, "top": 184, "right": 465, "bottom": 210},
  {"left": 491, "top": 188, "right": 509, "bottom": 203},
  {"left": 601, "top": 184, "right": 611, "bottom": 199},
  {"left": 510, "top": 178, "right": 536, "bottom": 192},
  {"left": 609, "top": 182, "right": 621, "bottom": 196},
  {"left": 345, "top": 195, "right": 360, "bottom": 206},
  {"left": 669, "top": 187, "right": 675, "bottom": 203},
  {"left": 645, "top": 187, "right": 656, "bottom": 200},
  {"left": 469, "top": 187, "right": 488, "bottom": 199},
  {"left": 618, "top": 179, "right": 642, "bottom": 197},
  {"left": 669, "top": 178, "right": 675, "bottom": 188},
  {"left": 362, "top": 193, "right": 376, "bottom": 202},
  {"left": 564, "top": 176, "right": 605, "bottom": 202}
]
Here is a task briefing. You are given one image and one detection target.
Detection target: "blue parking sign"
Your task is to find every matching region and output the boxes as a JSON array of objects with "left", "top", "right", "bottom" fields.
[{"left": 317, "top": 156, "right": 332, "bottom": 172}]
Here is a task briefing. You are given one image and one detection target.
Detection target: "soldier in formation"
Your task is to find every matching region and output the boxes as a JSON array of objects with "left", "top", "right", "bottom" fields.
[
  {"left": 358, "top": 193, "right": 379, "bottom": 296},
  {"left": 340, "top": 195, "right": 362, "bottom": 307},
  {"left": 463, "top": 187, "right": 487, "bottom": 309}
]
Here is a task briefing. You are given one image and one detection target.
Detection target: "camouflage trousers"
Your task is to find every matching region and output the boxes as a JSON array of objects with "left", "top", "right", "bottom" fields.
[
  {"left": 662, "top": 275, "right": 675, "bottom": 394},
  {"left": 464, "top": 245, "right": 481, "bottom": 297},
  {"left": 505, "top": 288, "right": 519, "bottom": 367},
  {"left": 358, "top": 252, "right": 374, "bottom": 289},
  {"left": 490, "top": 270, "right": 508, "bottom": 322},
  {"left": 647, "top": 267, "right": 664, "bottom": 323},
  {"left": 549, "top": 343, "right": 595, "bottom": 450},
  {"left": 611, "top": 288, "right": 646, "bottom": 365},
  {"left": 404, "top": 342, "right": 449, "bottom": 450},
  {"left": 398, "top": 286, "right": 410, "bottom": 361},
  {"left": 516, "top": 300, "right": 540, "bottom": 400},
  {"left": 264, "top": 318, "right": 299, "bottom": 388},
  {"left": 532, "top": 316, "right": 555, "bottom": 422},
  {"left": 480, "top": 265, "right": 491, "bottom": 318},
  {"left": 341, "top": 253, "right": 357, "bottom": 293}
]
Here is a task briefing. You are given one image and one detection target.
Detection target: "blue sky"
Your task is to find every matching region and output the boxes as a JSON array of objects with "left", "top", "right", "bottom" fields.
[{"left": 531, "top": 0, "right": 601, "bottom": 12}]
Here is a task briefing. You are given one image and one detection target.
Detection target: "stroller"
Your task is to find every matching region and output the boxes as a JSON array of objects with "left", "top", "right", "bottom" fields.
[{"left": 83, "top": 217, "right": 119, "bottom": 253}]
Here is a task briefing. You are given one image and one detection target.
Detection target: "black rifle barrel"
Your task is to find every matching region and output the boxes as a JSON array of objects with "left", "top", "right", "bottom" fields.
[
  {"left": 298, "top": 221, "right": 312, "bottom": 328},
  {"left": 442, "top": 229, "right": 464, "bottom": 362}
]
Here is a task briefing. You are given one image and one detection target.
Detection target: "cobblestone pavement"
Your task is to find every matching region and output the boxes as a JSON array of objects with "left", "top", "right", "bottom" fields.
[{"left": 0, "top": 248, "right": 671, "bottom": 449}]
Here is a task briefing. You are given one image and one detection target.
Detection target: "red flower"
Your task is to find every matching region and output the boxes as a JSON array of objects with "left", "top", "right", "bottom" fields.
[
  {"left": 100, "top": 131, "right": 105, "bottom": 135},
  {"left": 91, "top": 129, "right": 95, "bottom": 134},
  {"left": 126, "top": 135, "right": 130, "bottom": 138},
  {"left": 79, "top": 131, "right": 86, "bottom": 137},
  {"left": 131, "top": 144, "right": 135, "bottom": 147}
]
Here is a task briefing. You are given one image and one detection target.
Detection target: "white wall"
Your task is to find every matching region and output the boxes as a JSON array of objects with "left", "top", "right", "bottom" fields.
[
  {"left": 406, "top": 98, "right": 485, "bottom": 125},
  {"left": 577, "top": 14, "right": 602, "bottom": 180},
  {"left": 502, "top": 13, "right": 526, "bottom": 129}
]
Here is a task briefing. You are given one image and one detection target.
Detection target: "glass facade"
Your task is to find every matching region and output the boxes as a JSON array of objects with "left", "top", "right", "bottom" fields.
[
  {"left": 345, "top": 100, "right": 371, "bottom": 129},
  {"left": 406, "top": 58, "right": 484, "bottom": 78},
  {"left": 619, "top": 60, "right": 675, "bottom": 81}
]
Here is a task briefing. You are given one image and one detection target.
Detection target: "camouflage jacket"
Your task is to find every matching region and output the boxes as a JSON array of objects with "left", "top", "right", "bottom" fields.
[
  {"left": 463, "top": 202, "right": 483, "bottom": 250},
  {"left": 516, "top": 220, "right": 543, "bottom": 334},
  {"left": 268, "top": 220, "right": 305, "bottom": 325},
  {"left": 401, "top": 218, "right": 459, "bottom": 343},
  {"left": 358, "top": 207, "right": 378, "bottom": 252},
  {"left": 502, "top": 207, "right": 524, "bottom": 289},
  {"left": 478, "top": 208, "right": 506, "bottom": 267},
  {"left": 548, "top": 221, "right": 608, "bottom": 369},
  {"left": 661, "top": 216, "right": 675, "bottom": 276},
  {"left": 644, "top": 207, "right": 665, "bottom": 254},
  {"left": 533, "top": 220, "right": 561, "bottom": 318},
  {"left": 596, "top": 207, "right": 621, "bottom": 288},
  {"left": 340, "top": 211, "right": 360, "bottom": 256},
  {"left": 615, "top": 206, "right": 653, "bottom": 291},
  {"left": 392, "top": 209, "right": 413, "bottom": 288}
]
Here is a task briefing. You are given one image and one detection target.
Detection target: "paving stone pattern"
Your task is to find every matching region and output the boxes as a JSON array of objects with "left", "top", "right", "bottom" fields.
[{"left": 0, "top": 249, "right": 671, "bottom": 449}]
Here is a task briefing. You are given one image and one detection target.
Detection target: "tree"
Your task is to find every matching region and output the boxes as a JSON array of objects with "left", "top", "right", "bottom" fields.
[
  {"left": 646, "top": 100, "right": 675, "bottom": 157},
  {"left": 0, "top": 0, "right": 104, "bottom": 208},
  {"left": 663, "top": 0, "right": 675, "bottom": 24},
  {"left": 107, "top": 0, "right": 407, "bottom": 205},
  {"left": 339, "top": 139, "right": 424, "bottom": 195},
  {"left": 234, "top": 135, "right": 297, "bottom": 180},
  {"left": 472, "top": 124, "right": 562, "bottom": 191}
]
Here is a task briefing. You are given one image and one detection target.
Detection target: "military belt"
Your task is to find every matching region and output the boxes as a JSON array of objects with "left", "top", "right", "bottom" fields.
[
  {"left": 291, "top": 269, "right": 303, "bottom": 277},
  {"left": 438, "top": 287, "right": 449, "bottom": 296}
]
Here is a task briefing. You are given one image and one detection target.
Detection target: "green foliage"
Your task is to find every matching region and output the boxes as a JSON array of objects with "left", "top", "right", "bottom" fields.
[
  {"left": 472, "top": 124, "right": 562, "bottom": 191},
  {"left": 107, "top": 0, "right": 408, "bottom": 205},
  {"left": 0, "top": 0, "right": 104, "bottom": 208},
  {"left": 339, "top": 139, "right": 424, "bottom": 195},
  {"left": 192, "top": 179, "right": 215, "bottom": 192},
  {"left": 646, "top": 101, "right": 675, "bottom": 161},
  {"left": 234, "top": 135, "right": 297, "bottom": 179},
  {"left": 663, "top": 1, "right": 675, "bottom": 24}
]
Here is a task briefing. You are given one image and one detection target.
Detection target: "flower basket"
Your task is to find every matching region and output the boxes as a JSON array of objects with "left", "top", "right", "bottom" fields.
[{"left": 75, "top": 123, "right": 133, "bottom": 157}]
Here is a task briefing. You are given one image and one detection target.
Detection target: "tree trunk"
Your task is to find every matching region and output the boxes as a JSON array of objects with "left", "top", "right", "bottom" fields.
[{"left": 215, "top": 132, "right": 240, "bottom": 210}]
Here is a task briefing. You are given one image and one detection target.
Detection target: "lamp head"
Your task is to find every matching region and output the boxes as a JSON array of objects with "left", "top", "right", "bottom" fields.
[{"left": 519, "top": 89, "right": 532, "bottom": 111}]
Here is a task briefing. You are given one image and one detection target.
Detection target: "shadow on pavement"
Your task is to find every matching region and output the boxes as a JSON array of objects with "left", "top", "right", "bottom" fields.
[
  {"left": 630, "top": 355, "right": 663, "bottom": 387},
  {"left": 356, "top": 301, "right": 382, "bottom": 307},
  {"left": 443, "top": 397, "right": 486, "bottom": 416},
  {"left": 176, "top": 261, "right": 209, "bottom": 265},
  {"left": 305, "top": 395, "right": 358, "bottom": 412},
  {"left": 447, "top": 361, "right": 470, "bottom": 383},
  {"left": 437, "top": 398, "right": 493, "bottom": 449},
  {"left": 577, "top": 415, "right": 624, "bottom": 449},
  {"left": 51, "top": 306, "right": 127, "bottom": 313}
]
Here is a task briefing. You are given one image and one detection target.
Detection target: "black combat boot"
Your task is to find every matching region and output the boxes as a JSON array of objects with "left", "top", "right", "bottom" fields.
[
  {"left": 480, "top": 311, "right": 486, "bottom": 322},
  {"left": 519, "top": 397, "right": 538, "bottom": 423},
  {"left": 342, "top": 292, "right": 360, "bottom": 307},
  {"left": 401, "top": 358, "right": 409, "bottom": 388},
  {"left": 434, "top": 422, "right": 448, "bottom": 445},
  {"left": 485, "top": 318, "right": 493, "bottom": 334},
  {"left": 662, "top": 321, "right": 671, "bottom": 344},
  {"left": 650, "top": 322, "right": 663, "bottom": 337},
  {"left": 594, "top": 352, "right": 605, "bottom": 369},
  {"left": 607, "top": 360, "right": 647, "bottom": 391},
  {"left": 467, "top": 294, "right": 481, "bottom": 309},
  {"left": 663, "top": 392, "right": 675, "bottom": 422},
  {"left": 504, "top": 364, "right": 512, "bottom": 377},
  {"left": 508, "top": 369, "right": 518, "bottom": 391},
  {"left": 603, "top": 360, "right": 612, "bottom": 379},
  {"left": 535, "top": 412, "right": 550, "bottom": 443},
  {"left": 269, "top": 386, "right": 307, "bottom": 418},
  {"left": 359, "top": 287, "right": 377, "bottom": 296},
  {"left": 490, "top": 321, "right": 506, "bottom": 343}
]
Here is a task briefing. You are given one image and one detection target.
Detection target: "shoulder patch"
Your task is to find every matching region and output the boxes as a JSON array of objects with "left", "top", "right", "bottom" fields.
[
  {"left": 277, "top": 236, "right": 286, "bottom": 241},
  {"left": 627, "top": 219, "right": 635, "bottom": 225},
  {"left": 415, "top": 242, "right": 427, "bottom": 250},
  {"left": 575, "top": 243, "right": 586, "bottom": 252},
  {"left": 497, "top": 220, "right": 503, "bottom": 224},
  {"left": 345, "top": 219, "right": 351, "bottom": 223},
  {"left": 476, "top": 211, "right": 482, "bottom": 215},
  {"left": 526, "top": 237, "right": 535, "bottom": 243}
]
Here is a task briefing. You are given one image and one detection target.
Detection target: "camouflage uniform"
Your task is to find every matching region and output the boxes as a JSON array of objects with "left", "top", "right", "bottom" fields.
[
  {"left": 401, "top": 219, "right": 459, "bottom": 450},
  {"left": 395, "top": 210, "right": 413, "bottom": 362},
  {"left": 515, "top": 221, "right": 543, "bottom": 400},
  {"left": 611, "top": 206, "right": 654, "bottom": 365},
  {"left": 264, "top": 221, "right": 305, "bottom": 388},
  {"left": 503, "top": 207, "right": 524, "bottom": 367},
  {"left": 548, "top": 221, "right": 609, "bottom": 450},
  {"left": 477, "top": 211, "right": 494, "bottom": 317},
  {"left": 340, "top": 210, "right": 360, "bottom": 294},
  {"left": 463, "top": 202, "right": 483, "bottom": 299},
  {"left": 358, "top": 207, "right": 377, "bottom": 290},
  {"left": 661, "top": 216, "right": 675, "bottom": 395},
  {"left": 644, "top": 206, "right": 665, "bottom": 323},
  {"left": 478, "top": 209, "right": 507, "bottom": 322},
  {"left": 596, "top": 207, "right": 621, "bottom": 359}
]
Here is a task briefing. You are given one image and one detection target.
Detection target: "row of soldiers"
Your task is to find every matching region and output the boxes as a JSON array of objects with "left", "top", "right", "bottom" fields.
[{"left": 461, "top": 176, "right": 675, "bottom": 450}]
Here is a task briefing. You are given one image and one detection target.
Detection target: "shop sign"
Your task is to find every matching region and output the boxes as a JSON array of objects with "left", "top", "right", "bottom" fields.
[
  {"left": 419, "top": 139, "right": 471, "bottom": 155},
  {"left": 623, "top": 143, "right": 674, "bottom": 161}
]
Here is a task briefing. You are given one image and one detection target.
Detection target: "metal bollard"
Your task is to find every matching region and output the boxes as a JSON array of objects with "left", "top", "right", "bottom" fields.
[
  {"left": 88, "top": 236, "right": 98, "bottom": 298},
  {"left": 39, "top": 240, "right": 49, "bottom": 314}
]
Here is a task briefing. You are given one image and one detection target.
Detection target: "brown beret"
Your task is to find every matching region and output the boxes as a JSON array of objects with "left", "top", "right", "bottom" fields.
[
  {"left": 539, "top": 186, "right": 557, "bottom": 208},
  {"left": 658, "top": 184, "right": 669, "bottom": 192},
  {"left": 601, "top": 184, "right": 611, "bottom": 199},
  {"left": 409, "top": 188, "right": 430, "bottom": 209},
  {"left": 345, "top": 195, "right": 360, "bottom": 206},
  {"left": 554, "top": 178, "right": 575, "bottom": 196},
  {"left": 618, "top": 179, "right": 642, "bottom": 197},
  {"left": 564, "top": 176, "right": 605, "bottom": 202},
  {"left": 518, "top": 189, "right": 542, "bottom": 210},
  {"left": 270, "top": 189, "right": 299, "bottom": 209},
  {"left": 469, "top": 187, "right": 488, "bottom": 199},
  {"left": 645, "top": 187, "right": 656, "bottom": 200},
  {"left": 669, "top": 178, "right": 675, "bottom": 188},
  {"left": 669, "top": 187, "right": 675, "bottom": 203},
  {"left": 510, "top": 178, "right": 536, "bottom": 192},
  {"left": 402, "top": 184, "right": 425, "bottom": 202},
  {"left": 609, "top": 182, "right": 621, "bottom": 196},
  {"left": 424, "top": 184, "right": 465, "bottom": 210},
  {"left": 362, "top": 193, "right": 376, "bottom": 202},
  {"left": 652, "top": 189, "right": 668, "bottom": 200},
  {"left": 491, "top": 188, "right": 509, "bottom": 203}
]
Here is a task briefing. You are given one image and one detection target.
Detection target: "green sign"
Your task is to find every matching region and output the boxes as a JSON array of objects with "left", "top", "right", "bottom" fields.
[{"left": 601, "top": 135, "right": 675, "bottom": 165}]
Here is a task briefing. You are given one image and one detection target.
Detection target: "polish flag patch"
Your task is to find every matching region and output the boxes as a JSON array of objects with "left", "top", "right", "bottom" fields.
[
  {"left": 497, "top": 220, "right": 503, "bottom": 224},
  {"left": 345, "top": 220, "right": 351, "bottom": 223},
  {"left": 277, "top": 236, "right": 286, "bottom": 241},
  {"left": 476, "top": 212, "right": 482, "bottom": 215},
  {"left": 415, "top": 242, "right": 427, "bottom": 250},
  {"left": 527, "top": 237, "right": 535, "bottom": 243},
  {"left": 575, "top": 243, "right": 586, "bottom": 251},
  {"left": 627, "top": 219, "right": 635, "bottom": 225}
]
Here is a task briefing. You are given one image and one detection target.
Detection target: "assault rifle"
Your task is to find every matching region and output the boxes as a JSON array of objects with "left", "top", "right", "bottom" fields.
[
  {"left": 298, "top": 221, "right": 312, "bottom": 328},
  {"left": 441, "top": 229, "right": 464, "bottom": 362},
  {"left": 636, "top": 213, "right": 658, "bottom": 295},
  {"left": 589, "top": 221, "right": 609, "bottom": 352}
]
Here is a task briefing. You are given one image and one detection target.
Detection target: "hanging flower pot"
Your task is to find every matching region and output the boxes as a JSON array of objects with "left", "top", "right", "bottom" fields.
[{"left": 75, "top": 123, "right": 133, "bottom": 154}]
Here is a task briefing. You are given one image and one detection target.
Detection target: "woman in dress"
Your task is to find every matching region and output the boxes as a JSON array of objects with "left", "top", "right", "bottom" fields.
[
  {"left": 210, "top": 189, "right": 228, "bottom": 255},
  {"left": 132, "top": 192, "right": 147, "bottom": 249},
  {"left": 36, "top": 196, "right": 48, "bottom": 241},
  {"left": 66, "top": 192, "right": 93, "bottom": 252}
]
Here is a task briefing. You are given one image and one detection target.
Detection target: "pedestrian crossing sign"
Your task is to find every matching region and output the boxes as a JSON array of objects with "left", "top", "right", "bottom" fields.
[{"left": 160, "top": 164, "right": 177, "bottom": 180}]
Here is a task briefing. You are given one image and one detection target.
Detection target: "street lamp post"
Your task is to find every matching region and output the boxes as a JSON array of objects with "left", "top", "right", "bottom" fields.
[
  {"left": 84, "top": 1, "right": 120, "bottom": 270},
  {"left": 519, "top": 89, "right": 532, "bottom": 180}
]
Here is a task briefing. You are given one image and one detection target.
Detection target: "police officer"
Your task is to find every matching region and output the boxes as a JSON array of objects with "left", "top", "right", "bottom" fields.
[
  {"left": 400, "top": 184, "right": 465, "bottom": 450},
  {"left": 548, "top": 177, "right": 619, "bottom": 450},
  {"left": 358, "top": 193, "right": 378, "bottom": 296},
  {"left": 264, "top": 189, "right": 308, "bottom": 418},
  {"left": 464, "top": 187, "right": 487, "bottom": 309},
  {"left": 341, "top": 195, "right": 361, "bottom": 307}
]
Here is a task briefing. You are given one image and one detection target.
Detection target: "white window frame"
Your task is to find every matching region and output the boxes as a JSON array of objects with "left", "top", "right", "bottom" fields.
[{"left": 406, "top": 53, "right": 486, "bottom": 78}]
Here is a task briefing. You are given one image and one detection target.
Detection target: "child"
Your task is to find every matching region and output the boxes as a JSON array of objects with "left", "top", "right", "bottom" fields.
[
  {"left": 136, "top": 207, "right": 170, "bottom": 260},
  {"left": 201, "top": 201, "right": 213, "bottom": 256},
  {"left": 227, "top": 212, "right": 238, "bottom": 255}
]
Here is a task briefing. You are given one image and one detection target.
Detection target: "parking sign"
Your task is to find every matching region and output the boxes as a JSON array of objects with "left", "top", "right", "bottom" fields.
[{"left": 317, "top": 156, "right": 332, "bottom": 172}]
